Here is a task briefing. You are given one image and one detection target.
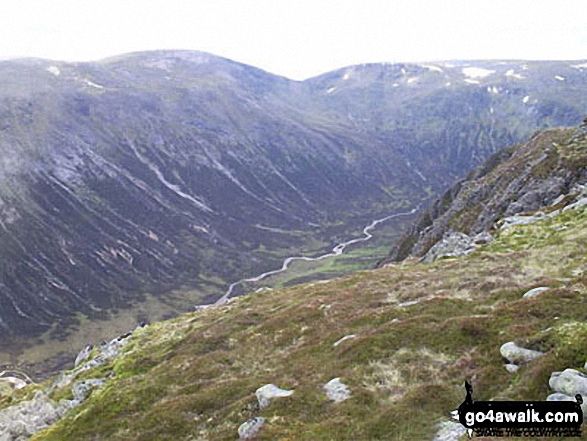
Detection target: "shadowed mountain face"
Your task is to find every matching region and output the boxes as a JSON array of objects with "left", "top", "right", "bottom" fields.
[{"left": 1, "top": 51, "right": 587, "bottom": 339}]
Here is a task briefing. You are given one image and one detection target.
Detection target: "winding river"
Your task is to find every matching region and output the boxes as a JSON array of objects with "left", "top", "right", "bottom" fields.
[{"left": 214, "top": 205, "right": 419, "bottom": 306}]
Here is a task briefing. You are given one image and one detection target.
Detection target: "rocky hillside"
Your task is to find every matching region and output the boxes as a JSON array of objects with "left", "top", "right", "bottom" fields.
[
  {"left": 384, "top": 121, "right": 587, "bottom": 263},
  {"left": 1, "top": 123, "right": 586, "bottom": 439},
  {"left": 2, "top": 52, "right": 587, "bottom": 350}
]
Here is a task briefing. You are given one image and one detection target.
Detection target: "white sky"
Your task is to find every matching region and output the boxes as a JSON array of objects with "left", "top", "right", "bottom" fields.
[{"left": 0, "top": 0, "right": 586, "bottom": 80}]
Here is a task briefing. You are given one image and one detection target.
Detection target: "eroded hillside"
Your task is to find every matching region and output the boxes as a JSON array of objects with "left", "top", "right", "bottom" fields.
[{"left": 1, "top": 125, "right": 586, "bottom": 440}]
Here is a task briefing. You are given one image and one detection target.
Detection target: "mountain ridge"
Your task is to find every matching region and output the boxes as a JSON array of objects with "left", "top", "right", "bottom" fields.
[{"left": 2, "top": 51, "right": 587, "bottom": 361}]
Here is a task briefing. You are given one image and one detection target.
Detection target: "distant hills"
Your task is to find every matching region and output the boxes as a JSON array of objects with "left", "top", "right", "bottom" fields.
[{"left": 1, "top": 50, "right": 587, "bottom": 343}]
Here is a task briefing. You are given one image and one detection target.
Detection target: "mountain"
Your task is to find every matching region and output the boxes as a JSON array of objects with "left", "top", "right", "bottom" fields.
[
  {"left": 1, "top": 51, "right": 587, "bottom": 355},
  {"left": 2, "top": 122, "right": 586, "bottom": 440}
]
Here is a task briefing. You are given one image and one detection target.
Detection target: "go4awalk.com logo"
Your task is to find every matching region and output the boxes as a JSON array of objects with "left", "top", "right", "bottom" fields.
[{"left": 453, "top": 381, "right": 583, "bottom": 438}]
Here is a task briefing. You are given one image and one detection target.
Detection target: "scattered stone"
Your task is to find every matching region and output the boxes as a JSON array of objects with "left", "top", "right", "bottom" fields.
[
  {"left": 255, "top": 384, "right": 294, "bottom": 409},
  {"left": 549, "top": 369, "right": 587, "bottom": 397},
  {"left": 522, "top": 287, "right": 550, "bottom": 298},
  {"left": 500, "top": 342, "right": 544, "bottom": 364},
  {"left": 504, "top": 364, "right": 519, "bottom": 373},
  {"left": 432, "top": 419, "right": 467, "bottom": 441},
  {"left": 323, "top": 378, "right": 351, "bottom": 403},
  {"left": 422, "top": 232, "right": 475, "bottom": 263},
  {"left": 333, "top": 334, "right": 356, "bottom": 347},
  {"left": 238, "top": 417, "right": 265, "bottom": 439}
]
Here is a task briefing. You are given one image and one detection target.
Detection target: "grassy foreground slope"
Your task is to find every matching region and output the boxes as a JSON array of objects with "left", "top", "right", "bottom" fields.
[{"left": 21, "top": 199, "right": 587, "bottom": 439}]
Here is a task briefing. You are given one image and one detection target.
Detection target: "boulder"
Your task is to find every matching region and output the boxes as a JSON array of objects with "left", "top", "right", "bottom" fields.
[
  {"left": 323, "top": 378, "right": 351, "bottom": 403},
  {"left": 255, "top": 384, "right": 294, "bottom": 409},
  {"left": 522, "top": 287, "right": 549, "bottom": 298},
  {"left": 500, "top": 342, "right": 544, "bottom": 364},
  {"left": 238, "top": 417, "right": 265, "bottom": 439},
  {"left": 549, "top": 369, "right": 587, "bottom": 397}
]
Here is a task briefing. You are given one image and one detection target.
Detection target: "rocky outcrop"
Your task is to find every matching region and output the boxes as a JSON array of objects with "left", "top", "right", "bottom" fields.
[
  {"left": 384, "top": 125, "right": 587, "bottom": 264},
  {"left": 422, "top": 232, "right": 475, "bottom": 263}
]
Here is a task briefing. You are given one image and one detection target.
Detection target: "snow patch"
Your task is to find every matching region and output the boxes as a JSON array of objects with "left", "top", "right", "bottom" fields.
[
  {"left": 490, "top": 107, "right": 494, "bottom": 114},
  {"left": 326, "top": 87, "right": 336, "bottom": 94},
  {"left": 523, "top": 95, "right": 530, "bottom": 104},
  {"left": 572, "top": 62, "right": 587, "bottom": 69},
  {"left": 392, "top": 83, "right": 399, "bottom": 87},
  {"left": 464, "top": 78, "right": 480, "bottom": 85},
  {"left": 487, "top": 86, "right": 499, "bottom": 94},
  {"left": 46, "top": 66, "right": 60, "bottom": 76},
  {"left": 342, "top": 72, "right": 350, "bottom": 80},
  {"left": 555, "top": 75, "right": 565, "bottom": 81},
  {"left": 421, "top": 64, "right": 443, "bottom": 73},
  {"left": 505, "top": 69, "right": 525, "bottom": 79},
  {"left": 407, "top": 77, "right": 418, "bottom": 84},
  {"left": 462, "top": 67, "right": 495, "bottom": 78},
  {"left": 445, "top": 82, "right": 451, "bottom": 87}
]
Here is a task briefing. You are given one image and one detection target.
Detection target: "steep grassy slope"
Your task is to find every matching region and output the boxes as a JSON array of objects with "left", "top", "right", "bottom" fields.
[{"left": 5, "top": 130, "right": 585, "bottom": 440}]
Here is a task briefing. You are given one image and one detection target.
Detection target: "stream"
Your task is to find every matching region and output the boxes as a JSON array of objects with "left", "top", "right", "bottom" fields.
[{"left": 214, "top": 205, "right": 419, "bottom": 306}]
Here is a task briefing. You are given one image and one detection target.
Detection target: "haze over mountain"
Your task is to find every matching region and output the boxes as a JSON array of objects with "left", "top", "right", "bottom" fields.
[{"left": 1, "top": 50, "right": 587, "bottom": 349}]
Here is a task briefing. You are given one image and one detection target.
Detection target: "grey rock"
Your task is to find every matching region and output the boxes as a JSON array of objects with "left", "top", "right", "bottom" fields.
[
  {"left": 522, "top": 287, "right": 549, "bottom": 298},
  {"left": 255, "top": 384, "right": 294, "bottom": 409},
  {"left": 549, "top": 369, "right": 587, "bottom": 397},
  {"left": 422, "top": 232, "right": 475, "bottom": 263},
  {"left": 504, "top": 364, "right": 519, "bottom": 373},
  {"left": 432, "top": 419, "right": 467, "bottom": 441},
  {"left": 500, "top": 342, "right": 544, "bottom": 364},
  {"left": 473, "top": 232, "right": 493, "bottom": 244},
  {"left": 0, "top": 392, "right": 62, "bottom": 440},
  {"left": 562, "top": 197, "right": 587, "bottom": 212},
  {"left": 74, "top": 345, "right": 93, "bottom": 368},
  {"left": 323, "top": 378, "right": 351, "bottom": 403},
  {"left": 500, "top": 212, "right": 545, "bottom": 230},
  {"left": 238, "top": 417, "right": 265, "bottom": 439},
  {"left": 547, "top": 392, "right": 574, "bottom": 401},
  {"left": 70, "top": 378, "right": 105, "bottom": 404}
]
